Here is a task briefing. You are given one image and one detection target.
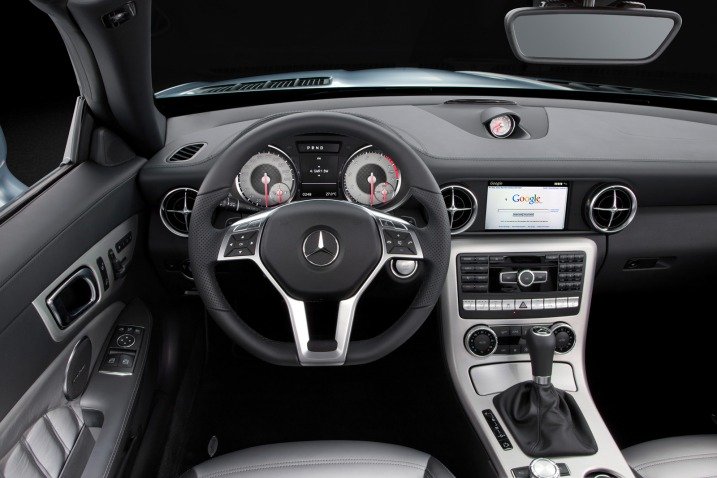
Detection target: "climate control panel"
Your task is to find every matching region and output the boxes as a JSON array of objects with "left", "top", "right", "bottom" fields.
[{"left": 464, "top": 322, "right": 576, "bottom": 357}]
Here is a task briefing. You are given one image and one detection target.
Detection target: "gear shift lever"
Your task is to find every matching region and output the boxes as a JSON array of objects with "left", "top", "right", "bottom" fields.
[
  {"left": 526, "top": 326, "right": 556, "bottom": 385},
  {"left": 493, "top": 326, "right": 598, "bottom": 457}
]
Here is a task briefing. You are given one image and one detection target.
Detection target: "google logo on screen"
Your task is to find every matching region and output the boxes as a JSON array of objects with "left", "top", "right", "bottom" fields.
[{"left": 512, "top": 194, "right": 542, "bottom": 205}]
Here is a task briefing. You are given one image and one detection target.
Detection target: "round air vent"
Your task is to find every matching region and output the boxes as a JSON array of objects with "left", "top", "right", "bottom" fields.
[
  {"left": 160, "top": 188, "right": 197, "bottom": 237},
  {"left": 441, "top": 185, "right": 478, "bottom": 234},
  {"left": 586, "top": 185, "right": 637, "bottom": 233}
]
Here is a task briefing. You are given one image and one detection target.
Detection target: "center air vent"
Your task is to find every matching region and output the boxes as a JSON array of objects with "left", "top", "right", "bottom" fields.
[
  {"left": 442, "top": 185, "right": 478, "bottom": 234},
  {"left": 586, "top": 185, "right": 637, "bottom": 233},
  {"left": 160, "top": 188, "right": 197, "bottom": 237},
  {"left": 167, "top": 143, "right": 205, "bottom": 162}
]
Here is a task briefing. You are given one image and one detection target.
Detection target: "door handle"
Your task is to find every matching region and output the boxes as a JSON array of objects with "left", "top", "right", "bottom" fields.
[{"left": 46, "top": 267, "right": 99, "bottom": 328}]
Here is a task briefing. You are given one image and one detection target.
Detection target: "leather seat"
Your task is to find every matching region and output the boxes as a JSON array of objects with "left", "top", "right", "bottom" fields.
[
  {"left": 182, "top": 441, "right": 455, "bottom": 478},
  {"left": 623, "top": 435, "right": 717, "bottom": 478}
]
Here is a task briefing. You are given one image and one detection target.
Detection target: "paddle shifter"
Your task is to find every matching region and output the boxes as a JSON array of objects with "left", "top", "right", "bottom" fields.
[
  {"left": 493, "top": 326, "right": 598, "bottom": 457},
  {"left": 526, "top": 326, "right": 555, "bottom": 385}
]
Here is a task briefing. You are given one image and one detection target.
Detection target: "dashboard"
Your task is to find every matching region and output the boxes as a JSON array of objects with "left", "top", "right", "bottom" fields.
[{"left": 139, "top": 94, "right": 717, "bottom": 297}]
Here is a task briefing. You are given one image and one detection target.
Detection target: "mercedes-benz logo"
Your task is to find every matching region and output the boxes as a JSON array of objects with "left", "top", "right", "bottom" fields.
[{"left": 302, "top": 230, "right": 340, "bottom": 267}]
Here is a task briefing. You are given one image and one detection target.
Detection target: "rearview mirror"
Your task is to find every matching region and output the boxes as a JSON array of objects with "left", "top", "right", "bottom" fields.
[{"left": 505, "top": 7, "right": 681, "bottom": 65}]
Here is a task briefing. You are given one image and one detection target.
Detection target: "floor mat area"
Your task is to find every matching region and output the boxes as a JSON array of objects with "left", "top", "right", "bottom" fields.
[{"left": 176, "top": 313, "right": 495, "bottom": 478}]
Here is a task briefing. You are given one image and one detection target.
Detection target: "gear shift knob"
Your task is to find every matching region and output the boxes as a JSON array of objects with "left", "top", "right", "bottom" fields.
[{"left": 526, "top": 326, "right": 555, "bottom": 384}]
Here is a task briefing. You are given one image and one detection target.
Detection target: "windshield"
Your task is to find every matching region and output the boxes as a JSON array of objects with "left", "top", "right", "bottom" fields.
[{"left": 152, "top": 0, "right": 715, "bottom": 98}]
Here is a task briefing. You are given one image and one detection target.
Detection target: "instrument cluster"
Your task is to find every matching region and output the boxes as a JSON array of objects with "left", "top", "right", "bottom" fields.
[{"left": 231, "top": 135, "right": 402, "bottom": 209}]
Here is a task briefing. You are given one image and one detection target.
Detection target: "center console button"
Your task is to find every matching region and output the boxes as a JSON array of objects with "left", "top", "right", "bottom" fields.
[
  {"left": 556, "top": 298, "right": 569, "bottom": 309},
  {"left": 510, "top": 326, "right": 523, "bottom": 336},
  {"left": 490, "top": 300, "right": 503, "bottom": 311},
  {"left": 533, "top": 271, "right": 548, "bottom": 283},
  {"left": 544, "top": 298, "right": 556, "bottom": 309},
  {"left": 500, "top": 272, "right": 518, "bottom": 284},
  {"left": 532, "top": 299, "right": 544, "bottom": 310},
  {"left": 568, "top": 297, "right": 580, "bottom": 308},
  {"left": 462, "top": 300, "right": 476, "bottom": 311},
  {"left": 476, "top": 300, "right": 489, "bottom": 311},
  {"left": 516, "top": 299, "right": 531, "bottom": 310},
  {"left": 493, "top": 326, "right": 511, "bottom": 338},
  {"left": 502, "top": 299, "right": 515, "bottom": 311}
]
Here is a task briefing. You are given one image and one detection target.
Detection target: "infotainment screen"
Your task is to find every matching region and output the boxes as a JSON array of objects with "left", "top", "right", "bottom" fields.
[{"left": 485, "top": 181, "right": 569, "bottom": 230}]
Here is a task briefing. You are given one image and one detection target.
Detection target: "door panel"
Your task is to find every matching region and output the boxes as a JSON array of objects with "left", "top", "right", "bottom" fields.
[{"left": 0, "top": 156, "right": 146, "bottom": 477}]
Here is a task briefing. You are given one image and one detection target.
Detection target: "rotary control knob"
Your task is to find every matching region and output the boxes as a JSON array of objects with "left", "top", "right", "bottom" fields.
[
  {"left": 529, "top": 458, "right": 560, "bottom": 478},
  {"left": 518, "top": 269, "right": 536, "bottom": 287},
  {"left": 551, "top": 323, "right": 576, "bottom": 354},
  {"left": 464, "top": 326, "right": 498, "bottom": 357}
]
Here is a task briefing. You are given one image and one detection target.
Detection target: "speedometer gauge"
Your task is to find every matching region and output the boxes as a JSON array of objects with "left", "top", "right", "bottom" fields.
[
  {"left": 236, "top": 148, "right": 296, "bottom": 207},
  {"left": 342, "top": 148, "right": 400, "bottom": 207}
]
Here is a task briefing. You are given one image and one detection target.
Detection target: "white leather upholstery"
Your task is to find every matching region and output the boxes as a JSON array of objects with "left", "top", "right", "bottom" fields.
[
  {"left": 182, "top": 441, "right": 455, "bottom": 478},
  {"left": 623, "top": 435, "right": 717, "bottom": 478}
]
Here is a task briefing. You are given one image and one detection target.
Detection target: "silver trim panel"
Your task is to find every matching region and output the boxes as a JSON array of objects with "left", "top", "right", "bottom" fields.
[{"left": 442, "top": 236, "right": 634, "bottom": 478}]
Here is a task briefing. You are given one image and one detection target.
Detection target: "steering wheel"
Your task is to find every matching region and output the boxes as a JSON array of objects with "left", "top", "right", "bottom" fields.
[{"left": 188, "top": 112, "right": 450, "bottom": 366}]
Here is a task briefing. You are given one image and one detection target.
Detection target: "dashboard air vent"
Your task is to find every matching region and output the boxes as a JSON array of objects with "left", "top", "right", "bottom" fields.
[
  {"left": 441, "top": 185, "right": 478, "bottom": 234},
  {"left": 586, "top": 185, "right": 637, "bottom": 233},
  {"left": 167, "top": 143, "right": 205, "bottom": 162},
  {"left": 160, "top": 188, "right": 197, "bottom": 237}
]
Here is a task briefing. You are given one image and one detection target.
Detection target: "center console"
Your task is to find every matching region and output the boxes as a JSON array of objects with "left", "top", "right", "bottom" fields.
[{"left": 442, "top": 237, "right": 634, "bottom": 478}]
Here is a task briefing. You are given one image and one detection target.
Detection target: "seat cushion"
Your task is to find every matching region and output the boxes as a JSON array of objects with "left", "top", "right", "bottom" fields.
[
  {"left": 182, "top": 441, "right": 455, "bottom": 478},
  {"left": 623, "top": 435, "right": 717, "bottom": 478}
]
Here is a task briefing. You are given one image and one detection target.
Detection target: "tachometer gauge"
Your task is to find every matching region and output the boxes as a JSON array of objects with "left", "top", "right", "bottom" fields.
[
  {"left": 342, "top": 148, "right": 400, "bottom": 207},
  {"left": 488, "top": 114, "right": 515, "bottom": 138},
  {"left": 236, "top": 149, "right": 296, "bottom": 207}
]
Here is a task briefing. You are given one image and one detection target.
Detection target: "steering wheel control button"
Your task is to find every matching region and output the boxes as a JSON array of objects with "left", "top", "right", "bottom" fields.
[
  {"left": 392, "top": 259, "right": 418, "bottom": 278},
  {"left": 465, "top": 326, "right": 498, "bottom": 357},
  {"left": 225, "top": 230, "right": 258, "bottom": 257},
  {"left": 302, "top": 230, "right": 340, "bottom": 267},
  {"left": 383, "top": 230, "right": 416, "bottom": 255},
  {"left": 116, "top": 334, "right": 135, "bottom": 348},
  {"left": 529, "top": 458, "right": 561, "bottom": 478}
]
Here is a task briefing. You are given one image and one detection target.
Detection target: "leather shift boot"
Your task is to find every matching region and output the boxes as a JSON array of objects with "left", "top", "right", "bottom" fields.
[{"left": 493, "top": 381, "right": 598, "bottom": 457}]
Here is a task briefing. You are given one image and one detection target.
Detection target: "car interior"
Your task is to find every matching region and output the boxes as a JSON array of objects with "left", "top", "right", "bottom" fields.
[{"left": 1, "top": 1, "right": 717, "bottom": 478}]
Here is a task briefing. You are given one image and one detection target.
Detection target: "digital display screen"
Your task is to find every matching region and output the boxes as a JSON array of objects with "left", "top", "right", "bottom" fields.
[
  {"left": 298, "top": 154, "right": 339, "bottom": 199},
  {"left": 485, "top": 181, "right": 569, "bottom": 230}
]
